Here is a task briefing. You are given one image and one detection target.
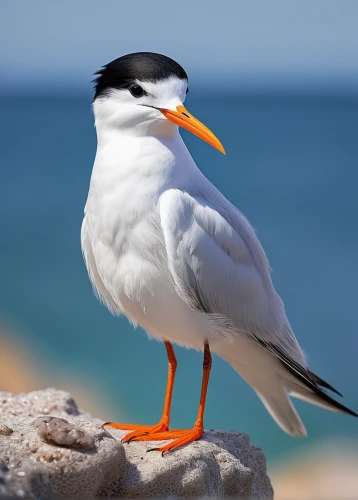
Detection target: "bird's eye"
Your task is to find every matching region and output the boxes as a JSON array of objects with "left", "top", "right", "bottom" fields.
[{"left": 129, "top": 84, "right": 145, "bottom": 98}]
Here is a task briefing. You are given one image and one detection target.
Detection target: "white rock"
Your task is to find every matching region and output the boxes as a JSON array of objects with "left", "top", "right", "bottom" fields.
[
  {"left": 113, "top": 428, "right": 272, "bottom": 498},
  {"left": 0, "top": 389, "right": 273, "bottom": 498}
]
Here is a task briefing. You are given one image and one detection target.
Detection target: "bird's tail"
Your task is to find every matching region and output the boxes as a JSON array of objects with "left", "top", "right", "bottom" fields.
[
  {"left": 255, "top": 385, "right": 307, "bottom": 438},
  {"left": 286, "top": 375, "right": 358, "bottom": 417},
  {"left": 254, "top": 375, "right": 358, "bottom": 438},
  {"left": 215, "top": 338, "right": 357, "bottom": 438},
  {"left": 215, "top": 341, "right": 308, "bottom": 437},
  {"left": 240, "top": 367, "right": 357, "bottom": 438}
]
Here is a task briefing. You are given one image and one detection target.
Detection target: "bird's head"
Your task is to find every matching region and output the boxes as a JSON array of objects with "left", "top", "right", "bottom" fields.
[{"left": 92, "top": 52, "right": 225, "bottom": 154}]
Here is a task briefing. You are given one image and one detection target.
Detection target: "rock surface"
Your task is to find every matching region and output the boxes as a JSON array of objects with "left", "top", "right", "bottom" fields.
[
  {"left": 32, "top": 415, "right": 95, "bottom": 449},
  {"left": 0, "top": 389, "right": 273, "bottom": 499}
]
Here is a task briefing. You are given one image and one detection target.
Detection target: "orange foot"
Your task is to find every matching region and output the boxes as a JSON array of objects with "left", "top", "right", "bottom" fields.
[
  {"left": 127, "top": 424, "right": 204, "bottom": 455},
  {"left": 102, "top": 420, "right": 169, "bottom": 443}
]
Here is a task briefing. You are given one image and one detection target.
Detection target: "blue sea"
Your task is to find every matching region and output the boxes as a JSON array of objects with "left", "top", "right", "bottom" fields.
[{"left": 1, "top": 90, "right": 357, "bottom": 467}]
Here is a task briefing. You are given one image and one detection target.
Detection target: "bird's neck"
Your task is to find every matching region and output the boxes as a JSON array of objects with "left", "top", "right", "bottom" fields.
[
  {"left": 97, "top": 122, "right": 196, "bottom": 171},
  {"left": 90, "top": 128, "right": 199, "bottom": 201}
]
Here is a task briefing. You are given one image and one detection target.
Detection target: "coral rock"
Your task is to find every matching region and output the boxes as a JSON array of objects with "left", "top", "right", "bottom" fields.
[{"left": 0, "top": 389, "right": 273, "bottom": 499}]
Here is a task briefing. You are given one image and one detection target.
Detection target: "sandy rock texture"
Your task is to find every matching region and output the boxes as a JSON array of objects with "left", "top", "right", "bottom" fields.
[{"left": 0, "top": 388, "right": 273, "bottom": 499}]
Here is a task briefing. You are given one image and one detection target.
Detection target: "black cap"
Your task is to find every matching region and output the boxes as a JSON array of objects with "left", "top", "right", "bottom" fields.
[{"left": 93, "top": 52, "right": 188, "bottom": 100}]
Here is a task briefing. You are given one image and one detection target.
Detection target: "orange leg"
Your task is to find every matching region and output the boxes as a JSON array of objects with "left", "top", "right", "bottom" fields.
[
  {"left": 129, "top": 341, "right": 212, "bottom": 455},
  {"left": 103, "top": 341, "right": 177, "bottom": 441}
]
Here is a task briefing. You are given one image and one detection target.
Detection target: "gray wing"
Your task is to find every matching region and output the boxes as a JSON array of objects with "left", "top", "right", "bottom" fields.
[{"left": 159, "top": 188, "right": 306, "bottom": 367}]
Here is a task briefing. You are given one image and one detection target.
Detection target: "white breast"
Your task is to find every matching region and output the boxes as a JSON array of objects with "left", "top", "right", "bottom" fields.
[{"left": 81, "top": 133, "right": 215, "bottom": 347}]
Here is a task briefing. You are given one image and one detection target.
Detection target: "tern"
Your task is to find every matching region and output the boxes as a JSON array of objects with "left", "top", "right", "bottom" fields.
[{"left": 82, "top": 52, "right": 357, "bottom": 454}]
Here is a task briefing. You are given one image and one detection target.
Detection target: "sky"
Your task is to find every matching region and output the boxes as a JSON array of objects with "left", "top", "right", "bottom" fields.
[{"left": 1, "top": 0, "right": 358, "bottom": 90}]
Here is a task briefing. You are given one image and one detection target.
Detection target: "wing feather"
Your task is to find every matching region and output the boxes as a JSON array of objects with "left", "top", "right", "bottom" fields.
[{"left": 160, "top": 188, "right": 306, "bottom": 367}]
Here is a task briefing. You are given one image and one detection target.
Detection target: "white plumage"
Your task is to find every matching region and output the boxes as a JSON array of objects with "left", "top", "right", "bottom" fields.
[{"left": 82, "top": 57, "right": 356, "bottom": 442}]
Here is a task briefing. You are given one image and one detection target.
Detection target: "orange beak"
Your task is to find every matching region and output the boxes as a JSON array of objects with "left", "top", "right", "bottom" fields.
[{"left": 160, "top": 105, "right": 225, "bottom": 154}]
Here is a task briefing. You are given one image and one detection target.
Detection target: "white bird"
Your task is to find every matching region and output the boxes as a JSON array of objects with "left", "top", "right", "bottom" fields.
[{"left": 82, "top": 52, "right": 357, "bottom": 454}]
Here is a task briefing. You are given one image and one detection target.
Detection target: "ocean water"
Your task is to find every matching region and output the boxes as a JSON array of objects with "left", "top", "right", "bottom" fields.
[{"left": 1, "top": 90, "right": 357, "bottom": 466}]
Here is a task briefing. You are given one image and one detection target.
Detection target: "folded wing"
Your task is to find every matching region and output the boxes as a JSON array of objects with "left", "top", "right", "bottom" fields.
[{"left": 160, "top": 188, "right": 305, "bottom": 363}]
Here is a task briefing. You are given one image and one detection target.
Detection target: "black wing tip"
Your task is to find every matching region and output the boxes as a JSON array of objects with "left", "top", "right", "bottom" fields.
[
  {"left": 324, "top": 392, "right": 358, "bottom": 418},
  {"left": 293, "top": 366, "right": 358, "bottom": 417},
  {"left": 346, "top": 407, "right": 358, "bottom": 418},
  {"left": 308, "top": 370, "right": 343, "bottom": 398},
  {"left": 254, "top": 339, "right": 357, "bottom": 417},
  {"left": 331, "top": 387, "right": 343, "bottom": 398}
]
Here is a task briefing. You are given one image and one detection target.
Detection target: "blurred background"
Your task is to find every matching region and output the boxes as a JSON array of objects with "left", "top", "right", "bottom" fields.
[{"left": 1, "top": 0, "right": 358, "bottom": 497}]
